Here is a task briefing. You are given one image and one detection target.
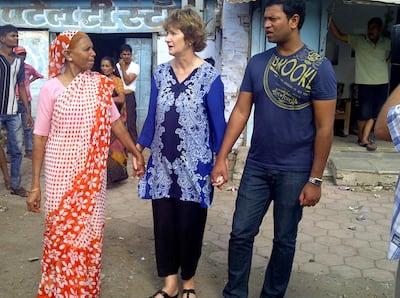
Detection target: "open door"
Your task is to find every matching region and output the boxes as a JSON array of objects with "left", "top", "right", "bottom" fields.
[{"left": 125, "top": 38, "right": 152, "bottom": 135}]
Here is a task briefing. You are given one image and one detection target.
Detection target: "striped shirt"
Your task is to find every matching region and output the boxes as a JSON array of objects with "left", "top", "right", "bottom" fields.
[
  {"left": 387, "top": 104, "right": 400, "bottom": 260},
  {"left": 0, "top": 54, "right": 24, "bottom": 114}
]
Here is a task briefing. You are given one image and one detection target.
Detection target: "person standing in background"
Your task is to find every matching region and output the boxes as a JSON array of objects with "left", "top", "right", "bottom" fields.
[
  {"left": 100, "top": 56, "right": 129, "bottom": 186},
  {"left": 117, "top": 44, "right": 140, "bottom": 142},
  {"left": 136, "top": 7, "right": 226, "bottom": 298},
  {"left": 330, "top": 16, "right": 391, "bottom": 151},
  {"left": 212, "top": 1, "right": 337, "bottom": 297},
  {"left": 101, "top": 56, "right": 126, "bottom": 119},
  {"left": 0, "top": 24, "right": 33, "bottom": 197},
  {"left": 13, "top": 46, "right": 44, "bottom": 159}
]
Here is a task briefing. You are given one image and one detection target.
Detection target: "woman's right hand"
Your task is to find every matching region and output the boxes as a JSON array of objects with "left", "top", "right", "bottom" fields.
[
  {"left": 26, "top": 190, "right": 41, "bottom": 213},
  {"left": 132, "top": 153, "right": 146, "bottom": 179}
]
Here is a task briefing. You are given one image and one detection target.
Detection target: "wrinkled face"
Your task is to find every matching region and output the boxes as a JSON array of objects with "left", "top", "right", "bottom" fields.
[
  {"left": 0, "top": 31, "right": 19, "bottom": 49},
  {"left": 67, "top": 34, "right": 96, "bottom": 71},
  {"left": 100, "top": 59, "right": 114, "bottom": 76},
  {"left": 165, "top": 26, "right": 188, "bottom": 56},
  {"left": 120, "top": 50, "right": 132, "bottom": 64},
  {"left": 264, "top": 4, "right": 294, "bottom": 44}
]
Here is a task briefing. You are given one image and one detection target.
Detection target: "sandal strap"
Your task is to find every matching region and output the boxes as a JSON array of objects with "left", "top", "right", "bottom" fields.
[
  {"left": 182, "top": 289, "right": 196, "bottom": 297},
  {"left": 149, "top": 290, "right": 178, "bottom": 298}
]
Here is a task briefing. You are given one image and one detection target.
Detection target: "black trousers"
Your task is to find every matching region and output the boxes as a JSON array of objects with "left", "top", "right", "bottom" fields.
[
  {"left": 152, "top": 198, "right": 207, "bottom": 280},
  {"left": 125, "top": 92, "right": 138, "bottom": 142}
]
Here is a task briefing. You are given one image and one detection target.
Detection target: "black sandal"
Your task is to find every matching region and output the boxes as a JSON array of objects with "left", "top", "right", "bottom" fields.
[
  {"left": 182, "top": 289, "right": 196, "bottom": 298},
  {"left": 149, "top": 289, "right": 178, "bottom": 298}
]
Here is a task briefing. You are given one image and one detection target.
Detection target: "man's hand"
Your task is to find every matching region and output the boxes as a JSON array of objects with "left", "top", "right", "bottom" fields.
[
  {"left": 299, "top": 183, "right": 322, "bottom": 207},
  {"left": 119, "top": 59, "right": 127, "bottom": 70},
  {"left": 26, "top": 114, "right": 34, "bottom": 129},
  {"left": 211, "top": 158, "right": 229, "bottom": 190}
]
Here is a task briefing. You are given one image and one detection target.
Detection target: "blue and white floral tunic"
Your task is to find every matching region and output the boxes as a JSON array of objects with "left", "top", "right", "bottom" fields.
[{"left": 138, "top": 61, "right": 226, "bottom": 208}]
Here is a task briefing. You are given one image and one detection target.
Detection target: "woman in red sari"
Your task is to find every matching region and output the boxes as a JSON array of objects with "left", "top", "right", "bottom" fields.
[{"left": 26, "top": 30, "right": 145, "bottom": 297}]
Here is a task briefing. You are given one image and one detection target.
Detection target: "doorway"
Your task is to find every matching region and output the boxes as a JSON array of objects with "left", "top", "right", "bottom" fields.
[{"left": 88, "top": 33, "right": 153, "bottom": 134}]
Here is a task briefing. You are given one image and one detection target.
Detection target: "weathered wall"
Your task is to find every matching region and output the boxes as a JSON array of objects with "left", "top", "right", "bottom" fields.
[{"left": 220, "top": 2, "right": 251, "bottom": 148}]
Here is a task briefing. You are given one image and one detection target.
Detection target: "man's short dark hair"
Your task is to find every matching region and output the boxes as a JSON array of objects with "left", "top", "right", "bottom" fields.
[
  {"left": 265, "top": 0, "right": 306, "bottom": 30},
  {"left": 0, "top": 24, "right": 18, "bottom": 37},
  {"left": 120, "top": 44, "right": 132, "bottom": 53},
  {"left": 368, "top": 17, "right": 383, "bottom": 28}
]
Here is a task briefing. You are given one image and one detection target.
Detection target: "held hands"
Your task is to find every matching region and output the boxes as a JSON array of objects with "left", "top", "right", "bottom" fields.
[
  {"left": 211, "top": 158, "right": 229, "bottom": 190},
  {"left": 132, "top": 155, "right": 145, "bottom": 179},
  {"left": 26, "top": 188, "right": 41, "bottom": 213}
]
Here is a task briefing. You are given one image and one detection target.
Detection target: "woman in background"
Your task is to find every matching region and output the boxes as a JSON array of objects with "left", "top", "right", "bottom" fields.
[
  {"left": 100, "top": 56, "right": 126, "bottom": 120},
  {"left": 101, "top": 56, "right": 129, "bottom": 186}
]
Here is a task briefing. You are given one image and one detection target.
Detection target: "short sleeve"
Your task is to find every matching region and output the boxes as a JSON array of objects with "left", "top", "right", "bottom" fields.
[
  {"left": 110, "top": 101, "right": 121, "bottom": 123},
  {"left": 34, "top": 78, "right": 64, "bottom": 136},
  {"left": 388, "top": 105, "right": 400, "bottom": 152}
]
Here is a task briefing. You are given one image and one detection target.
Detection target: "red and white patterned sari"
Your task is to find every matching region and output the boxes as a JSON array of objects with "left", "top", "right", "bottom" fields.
[{"left": 37, "top": 70, "right": 114, "bottom": 297}]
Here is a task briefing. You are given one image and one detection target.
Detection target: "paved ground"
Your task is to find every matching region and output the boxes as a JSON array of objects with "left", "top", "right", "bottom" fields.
[{"left": 0, "top": 136, "right": 398, "bottom": 297}]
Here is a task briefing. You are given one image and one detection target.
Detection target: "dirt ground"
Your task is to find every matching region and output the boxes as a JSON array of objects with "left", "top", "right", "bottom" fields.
[{"left": 0, "top": 158, "right": 396, "bottom": 298}]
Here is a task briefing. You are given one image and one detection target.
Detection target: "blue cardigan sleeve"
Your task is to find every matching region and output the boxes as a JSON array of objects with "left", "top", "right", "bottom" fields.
[
  {"left": 138, "top": 76, "right": 158, "bottom": 148},
  {"left": 206, "top": 75, "right": 226, "bottom": 154}
]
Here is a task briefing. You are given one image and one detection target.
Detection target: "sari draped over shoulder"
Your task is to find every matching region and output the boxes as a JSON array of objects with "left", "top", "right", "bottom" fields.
[{"left": 38, "top": 70, "right": 114, "bottom": 297}]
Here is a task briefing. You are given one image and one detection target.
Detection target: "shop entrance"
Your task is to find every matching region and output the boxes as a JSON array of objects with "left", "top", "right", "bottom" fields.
[{"left": 88, "top": 33, "right": 153, "bottom": 134}]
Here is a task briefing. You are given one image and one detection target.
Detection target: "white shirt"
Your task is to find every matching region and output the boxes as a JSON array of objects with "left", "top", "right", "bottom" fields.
[{"left": 116, "top": 61, "right": 140, "bottom": 92}]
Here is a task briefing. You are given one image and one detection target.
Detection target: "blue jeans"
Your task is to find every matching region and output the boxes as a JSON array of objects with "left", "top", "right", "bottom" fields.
[
  {"left": 223, "top": 160, "right": 308, "bottom": 298},
  {"left": 0, "top": 114, "right": 23, "bottom": 189},
  {"left": 17, "top": 100, "right": 32, "bottom": 153}
]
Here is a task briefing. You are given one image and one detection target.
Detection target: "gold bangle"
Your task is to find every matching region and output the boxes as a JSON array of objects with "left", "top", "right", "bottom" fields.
[
  {"left": 137, "top": 162, "right": 145, "bottom": 166},
  {"left": 30, "top": 188, "right": 40, "bottom": 192}
]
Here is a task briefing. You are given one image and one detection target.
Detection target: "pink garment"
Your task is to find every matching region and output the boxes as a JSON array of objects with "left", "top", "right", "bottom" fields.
[
  {"left": 34, "top": 77, "right": 120, "bottom": 136},
  {"left": 34, "top": 30, "right": 122, "bottom": 297},
  {"left": 15, "top": 63, "right": 44, "bottom": 101},
  {"left": 34, "top": 73, "right": 120, "bottom": 297}
]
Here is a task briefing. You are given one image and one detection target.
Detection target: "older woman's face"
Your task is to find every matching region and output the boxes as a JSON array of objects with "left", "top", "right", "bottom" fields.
[
  {"left": 165, "top": 26, "right": 191, "bottom": 56},
  {"left": 68, "top": 34, "right": 96, "bottom": 71}
]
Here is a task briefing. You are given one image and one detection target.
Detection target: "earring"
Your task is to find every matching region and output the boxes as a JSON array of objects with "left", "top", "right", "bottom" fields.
[{"left": 67, "top": 57, "right": 72, "bottom": 62}]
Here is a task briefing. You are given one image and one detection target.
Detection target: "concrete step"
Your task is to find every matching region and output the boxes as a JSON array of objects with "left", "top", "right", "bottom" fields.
[
  {"left": 328, "top": 135, "right": 400, "bottom": 187},
  {"left": 231, "top": 135, "right": 400, "bottom": 188},
  {"left": 328, "top": 151, "right": 400, "bottom": 187}
]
